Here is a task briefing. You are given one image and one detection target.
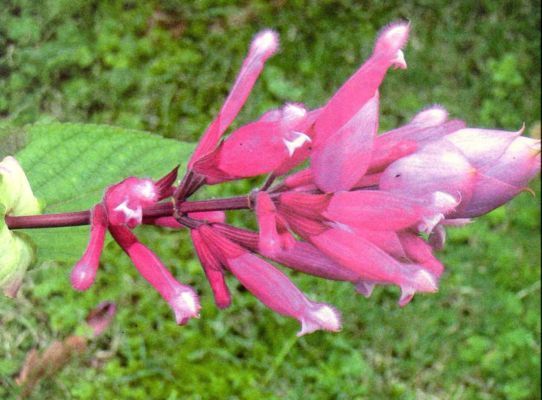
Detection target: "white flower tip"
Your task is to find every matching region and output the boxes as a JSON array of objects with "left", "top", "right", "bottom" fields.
[
  {"left": 113, "top": 200, "right": 143, "bottom": 226},
  {"left": 251, "top": 29, "right": 279, "bottom": 58},
  {"left": 70, "top": 262, "right": 96, "bottom": 292},
  {"left": 135, "top": 179, "right": 158, "bottom": 201},
  {"left": 283, "top": 131, "right": 311, "bottom": 157},
  {"left": 413, "top": 270, "right": 439, "bottom": 292},
  {"left": 391, "top": 49, "right": 407, "bottom": 69},
  {"left": 171, "top": 289, "right": 201, "bottom": 325},
  {"left": 411, "top": 105, "right": 449, "bottom": 127},
  {"left": 282, "top": 103, "right": 307, "bottom": 122},
  {"left": 375, "top": 21, "right": 410, "bottom": 55},
  {"left": 297, "top": 303, "right": 341, "bottom": 336},
  {"left": 432, "top": 191, "right": 460, "bottom": 212}
]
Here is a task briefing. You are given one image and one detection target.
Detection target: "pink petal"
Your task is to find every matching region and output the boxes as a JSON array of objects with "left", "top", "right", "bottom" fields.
[
  {"left": 313, "top": 22, "right": 409, "bottom": 142},
  {"left": 409, "top": 105, "right": 449, "bottom": 127},
  {"left": 284, "top": 168, "right": 313, "bottom": 189},
  {"left": 189, "top": 30, "right": 279, "bottom": 166},
  {"left": 262, "top": 240, "right": 359, "bottom": 282},
  {"left": 151, "top": 216, "right": 183, "bottom": 229},
  {"left": 255, "top": 191, "right": 285, "bottom": 255},
  {"left": 191, "top": 229, "right": 231, "bottom": 309},
  {"left": 355, "top": 280, "right": 377, "bottom": 298},
  {"left": 479, "top": 136, "right": 541, "bottom": 188},
  {"left": 311, "top": 228, "right": 438, "bottom": 303},
  {"left": 109, "top": 225, "right": 200, "bottom": 324},
  {"left": 397, "top": 231, "right": 445, "bottom": 277},
  {"left": 451, "top": 137, "right": 541, "bottom": 218},
  {"left": 443, "top": 127, "right": 522, "bottom": 168},
  {"left": 278, "top": 192, "right": 331, "bottom": 220},
  {"left": 217, "top": 104, "right": 311, "bottom": 180},
  {"left": 379, "top": 140, "right": 477, "bottom": 202},
  {"left": 104, "top": 177, "right": 159, "bottom": 228},
  {"left": 428, "top": 224, "right": 446, "bottom": 250},
  {"left": 311, "top": 92, "right": 380, "bottom": 192},
  {"left": 227, "top": 252, "right": 341, "bottom": 336},
  {"left": 353, "top": 227, "right": 406, "bottom": 259},
  {"left": 354, "top": 172, "right": 382, "bottom": 188},
  {"left": 369, "top": 116, "right": 466, "bottom": 173},
  {"left": 70, "top": 204, "right": 108, "bottom": 291},
  {"left": 324, "top": 190, "right": 432, "bottom": 231}
]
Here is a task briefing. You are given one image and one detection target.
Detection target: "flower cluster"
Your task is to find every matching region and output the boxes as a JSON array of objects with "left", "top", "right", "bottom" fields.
[{"left": 70, "top": 22, "right": 540, "bottom": 335}]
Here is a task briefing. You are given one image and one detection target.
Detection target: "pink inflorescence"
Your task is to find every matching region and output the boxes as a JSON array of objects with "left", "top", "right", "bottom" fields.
[{"left": 70, "top": 22, "right": 540, "bottom": 335}]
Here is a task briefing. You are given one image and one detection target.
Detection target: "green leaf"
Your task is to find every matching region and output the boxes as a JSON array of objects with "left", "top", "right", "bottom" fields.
[{"left": 9, "top": 122, "right": 194, "bottom": 263}]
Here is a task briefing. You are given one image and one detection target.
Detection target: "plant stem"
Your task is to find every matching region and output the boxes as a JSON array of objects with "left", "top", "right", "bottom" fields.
[{"left": 5, "top": 196, "right": 250, "bottom": 230}]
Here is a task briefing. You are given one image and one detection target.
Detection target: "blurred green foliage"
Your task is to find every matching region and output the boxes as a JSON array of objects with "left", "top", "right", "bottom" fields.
[{"left": 0, "top": 1, "right": 540, "bottom": 399}]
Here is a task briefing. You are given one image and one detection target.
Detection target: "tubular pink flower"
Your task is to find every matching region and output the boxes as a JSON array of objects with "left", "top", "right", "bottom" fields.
[
  {"left": 397, "top": 231, "right": 445, "bottom": 277},
  {"left": 352, "top": 228, "right": 406, "bottom": 260},
  {"left": 310, "top": 227, "right": 438, "bottom": 306},
  {"left": 443, "top": 126, "right": 522, "bottom": 168},
  {"left": 262, "top": 239, "right": 359, "bottom": 282},
  {"left": 41, "top": 22, "right": 540, "bottom": 333},
  {"left": 313, "top": 22, "right": 409, "bottom": 143},
  {"left": 198, "top": 225, "right": 341, "bottom": 336},
  {"left": 309, "top": 22, "right": 409, "bottom": 192},
  {"left": 311, "top": 92, "right": 380, "bottom": 192},
  {"left": 255, "top": 191, "right": 296, "bottom": 255},
  {"left": 324, "top": 190, "right": 440, "bottom": 231},
  {"left": 379, "top": 140, "right": 477, "bottom": 203},
  {"left": 369, "top": 107, "right": 466, "bottom": 173},
  {"left": 191, "top": 229, "right": 231, "bottom": 309},
  {"left": 109, "top": 225, "right": 200, "bottom": 324},
  {"left": 452, "top": 136, "right": 541, "bottom": 218},
  {"left": 189, "top": 29, "right": 279, "bottom": 167},
  {"left": 194, "top": 103, "right": 312, "bottom": 183},
  {"left": 70, "top": 204, "right": 108, "bottom": 291}
]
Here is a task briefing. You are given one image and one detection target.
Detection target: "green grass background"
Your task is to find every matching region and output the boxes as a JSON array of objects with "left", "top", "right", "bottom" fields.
[{"left": 0, "top": 1, "right": 540, "bottom": 399}]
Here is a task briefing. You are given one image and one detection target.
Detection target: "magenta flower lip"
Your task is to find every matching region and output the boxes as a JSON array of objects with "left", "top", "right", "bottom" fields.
[{"left": 6, "top": 22, "right": 539, "bottom": 335}]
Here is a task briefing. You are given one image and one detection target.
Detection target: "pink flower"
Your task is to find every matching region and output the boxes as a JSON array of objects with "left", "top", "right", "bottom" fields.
[
  {"left": 380, "top": 127, "right": 541, "bottom": 219},
  {"left": 110, "top": 225, "right": 200, "bottom": 325},
  {"left": 70, "top": 204, "right": 108, "bottom": 291},
  {"left": 196, "top": 224, "right": 341, "bottom": 336},
  {"left": 190, "top": 30, "right": 279, "bottom": 169},
  {"left": 368, "top": 106, "right": 466, "bottom": 173},
  {"left": 189, "top": 211, "right": 231, "bottom": 309},
  {"left": 104, "top": 167, "right": 178, "bottom": 228},
  {"left": 270, "top": 191, "right": 443, "bottom": 305},
  {"left": 453, "top": 135, "right": 541, "bottom": 218},
  {"left": 310, "top": 22, "right": 410, "bottom": 192}
]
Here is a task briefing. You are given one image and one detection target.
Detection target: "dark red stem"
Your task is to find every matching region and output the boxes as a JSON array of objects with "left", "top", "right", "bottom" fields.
[{"left": 5, "top": 196, "right": 250, "bottom": 230}]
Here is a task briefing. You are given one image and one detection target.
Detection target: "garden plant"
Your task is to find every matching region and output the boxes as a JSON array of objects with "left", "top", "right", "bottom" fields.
[{"left": 0, "top": 2, "right": 540, "bottom": 399}]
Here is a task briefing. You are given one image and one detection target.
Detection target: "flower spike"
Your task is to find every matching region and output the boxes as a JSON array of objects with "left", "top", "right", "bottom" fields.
[{"left": 12, "top": 22, "right": 539, "bottom": 336}]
